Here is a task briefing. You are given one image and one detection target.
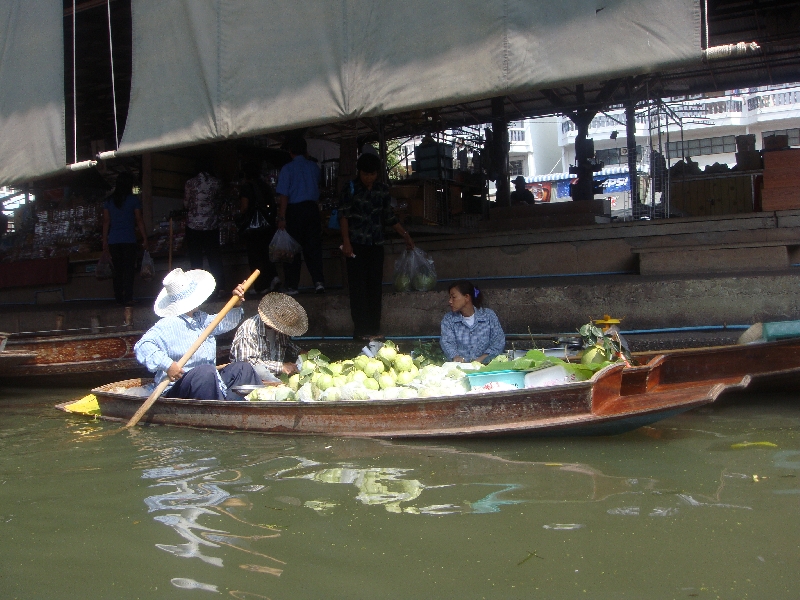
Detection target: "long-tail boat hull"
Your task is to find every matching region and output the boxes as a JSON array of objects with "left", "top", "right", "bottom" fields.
[
  {"left": 57, "top": 338, "right": 800, "bottom": 438},
  {"left": 0, "top": 330, "right": 145, "bottom": 382}
]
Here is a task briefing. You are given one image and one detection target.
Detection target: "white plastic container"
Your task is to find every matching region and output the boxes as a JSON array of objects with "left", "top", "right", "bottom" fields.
[{"left": 523, "top": 365, "right": 570, "bottom": 388}]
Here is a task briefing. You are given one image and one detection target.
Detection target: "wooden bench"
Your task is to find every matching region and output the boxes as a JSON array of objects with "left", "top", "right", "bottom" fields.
[{"left": 631, "top": 240, "right": 800, "bottom": 276}]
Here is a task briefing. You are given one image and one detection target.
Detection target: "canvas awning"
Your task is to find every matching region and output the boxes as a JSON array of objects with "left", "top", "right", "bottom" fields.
[
  {"left": 0, "top": 0, "right": 66, "bottom": 186},
  {"left": 118, "top": 0, "right": 702, "bottom": 155}
]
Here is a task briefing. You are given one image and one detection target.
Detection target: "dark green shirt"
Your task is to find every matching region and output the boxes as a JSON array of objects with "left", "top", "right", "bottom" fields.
[{"left": 338, "top": 180, "right": 399, "bottom": 246}]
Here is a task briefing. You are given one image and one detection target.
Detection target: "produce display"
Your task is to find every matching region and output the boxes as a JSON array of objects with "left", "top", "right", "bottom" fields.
[
  {"left": 246, "top": 341, "right": 469, "bottom": 402},
  {"left": 244, "top": 329, "right": 627, "bottom": 402}
]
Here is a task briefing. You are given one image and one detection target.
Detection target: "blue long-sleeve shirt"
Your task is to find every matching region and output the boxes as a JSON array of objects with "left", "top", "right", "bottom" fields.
[
  {"left": 134, "top": 308, "right": 244, "bottom": 389},
  {"left": 440, "top": 307, "right": 506, "bottom": 363}
]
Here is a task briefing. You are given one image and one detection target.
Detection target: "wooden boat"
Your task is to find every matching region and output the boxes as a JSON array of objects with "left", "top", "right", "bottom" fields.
[
  {"left": 1, "top": 328, "right": 234, "bottom": 384},
  {"left": 0, "top": 329, "right": 146, "bottom": 382},
  {"left": 56, "top": 337, "right": 800, "bottom": 438}
]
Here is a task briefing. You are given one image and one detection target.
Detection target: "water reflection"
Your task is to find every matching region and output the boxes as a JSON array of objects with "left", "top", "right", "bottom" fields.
[
  {"left": 130, "top": 433, "right": 287, "bottom": 595},
  {"left": 121, "top": 428, "right": 796, "bottom": 598}
]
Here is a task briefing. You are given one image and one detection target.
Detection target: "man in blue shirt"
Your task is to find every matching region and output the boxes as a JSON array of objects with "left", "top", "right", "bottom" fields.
[{"left": 276, "top": 137, "right": 325, "bottom": 294}]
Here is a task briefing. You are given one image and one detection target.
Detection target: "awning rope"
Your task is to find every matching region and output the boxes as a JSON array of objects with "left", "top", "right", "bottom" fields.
[
  {"left": 72, "top": 0, "right": 77, "bottom": 163},
  {"left": 107, "top": 0, "right": 119, "bottom": 149}
]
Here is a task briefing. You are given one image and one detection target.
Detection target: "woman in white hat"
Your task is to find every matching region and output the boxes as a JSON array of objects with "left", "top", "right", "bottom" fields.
[
  {"left": 229, "top": 293, "right": 308, "bottom": 381},
  {"left": 134, "top": 268, "right": 261, "bottom": 399}
]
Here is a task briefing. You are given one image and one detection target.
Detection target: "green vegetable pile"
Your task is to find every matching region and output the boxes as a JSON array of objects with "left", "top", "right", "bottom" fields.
[
  {"left": 476, "top": 349, "right": 606, "bottom": 382},
  {"left": 245, "top": 342, "right": 468, "bottom": 403}
]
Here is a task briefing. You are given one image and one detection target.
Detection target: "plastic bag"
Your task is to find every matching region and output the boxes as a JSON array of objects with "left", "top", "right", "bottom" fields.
[
  {"left": 327, "top": 208, "right": 340, "bottom": 230},
  {"left": 140, "top": 250, "right": 155, "bottom": 280},
  {"left": 409, "top": 247, "right": 437, "bottom": 291},
  {"left": 269, "top": 229, "right": 303, "bottom": 263},
  {"left": 96, "top": 250, "right": 113, "bottom": 280},
  {"left": 393, "top": 250, "right": 413, "bottom": 292}
]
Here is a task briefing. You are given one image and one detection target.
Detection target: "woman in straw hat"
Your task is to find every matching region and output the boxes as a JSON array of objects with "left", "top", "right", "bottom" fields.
[
  {"left": 134, "top": 267, "right": 260, "bottom": 400},
  {"left": 229, "top": 293, "right": 308, "bottom": 381}
]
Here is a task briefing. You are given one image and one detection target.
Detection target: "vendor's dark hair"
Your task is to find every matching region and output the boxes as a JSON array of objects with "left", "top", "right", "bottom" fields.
[
  {"left": 356, "top": 152, "right": 381, "bottom": 174},
  {"left": 285, "top": 136, "right": 307, "bottom": 156},
  {"left": 448, "top": 280, "right": 483, "bottom": 308},
  {"left": 112, "top": 172, "right": 134, "bottom": 208}
]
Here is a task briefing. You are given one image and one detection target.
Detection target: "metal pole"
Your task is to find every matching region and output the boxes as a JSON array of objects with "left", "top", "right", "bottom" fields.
[{"left": 107, "top": 0, "right": 119, "bottom": 148}]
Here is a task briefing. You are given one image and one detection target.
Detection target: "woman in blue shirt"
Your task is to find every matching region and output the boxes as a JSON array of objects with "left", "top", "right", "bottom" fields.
[
  {"left": 102, "top": 172, "right": 148, "bottom": 305},
  {"left": 440, "top": 280, "right": 506, "bottom": 364}
]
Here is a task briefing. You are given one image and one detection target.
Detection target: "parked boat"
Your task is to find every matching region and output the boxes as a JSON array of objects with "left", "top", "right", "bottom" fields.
[
  {"left": 56, "top": 337, "right": 800, "bottom": 438},
  {"left": 0, "top": 329, "right": 146, "bottom": 382}
]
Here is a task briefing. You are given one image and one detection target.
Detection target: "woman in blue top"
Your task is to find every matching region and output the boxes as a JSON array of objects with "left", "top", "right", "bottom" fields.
[
  {"left": 102, "top": 172, "right": 148, "bottom": 305},
  {"left": 440, "top": 280, "right": 506, "bottom": 364}
]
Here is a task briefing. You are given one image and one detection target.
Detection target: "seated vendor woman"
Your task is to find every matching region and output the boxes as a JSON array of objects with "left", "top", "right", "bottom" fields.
[
  {"left": 440, "top": 280, "right": 506, "bottom": 364},
  {"left": 229, "top": 292, "right": 308, "bottom": 381},
  {"left": 134, "top": 267, "right": 260, "bottom": 400}
]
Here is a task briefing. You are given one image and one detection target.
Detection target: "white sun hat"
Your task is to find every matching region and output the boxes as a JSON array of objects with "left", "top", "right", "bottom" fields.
[{"left": 154, "top": 268, "right": 216, "bottom": 317}]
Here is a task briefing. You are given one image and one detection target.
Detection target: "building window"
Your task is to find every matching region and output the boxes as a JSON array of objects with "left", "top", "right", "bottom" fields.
[
  {"left": 762, "top": 128, "right": 800, "bottom": 147},
  {"left": 509, "top": 160, "right": 524, "bottom": 176},
  {"left": 509, "top": 129, "right": 525, "bottom": 142},
  {"left": 665, "top": 135, "right": 735, "bottom": 159},
  {"left": 595, "top": 146, "right": 643, "bottom": 166}
]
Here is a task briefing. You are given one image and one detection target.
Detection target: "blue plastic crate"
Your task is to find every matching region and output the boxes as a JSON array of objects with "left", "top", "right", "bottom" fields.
[
  {"left": 465, "top": 369, "right": 527, "bottom": 390},
  {"left": 763, "top": 320, "right": 800, "bottom": 341}
]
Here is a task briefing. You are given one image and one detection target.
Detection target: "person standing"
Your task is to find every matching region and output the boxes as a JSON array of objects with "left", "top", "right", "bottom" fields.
[
  {"left": 510, "top": 176, "right": 535, "bottom": 205},
  {"left": 339, "top": 153, "right": 414, "bottom": 340},
  {"left": 102, "top": 172, "right": 148, "bottom": 306},
  {"left": 184, "top": 166, "right": 224, "bottom": 297},
  {"left": 239, "top": 162, "right": 280, "bottom": 294},
  {"left": 275, "top": 137, "right": 325, "bottom": 295}
]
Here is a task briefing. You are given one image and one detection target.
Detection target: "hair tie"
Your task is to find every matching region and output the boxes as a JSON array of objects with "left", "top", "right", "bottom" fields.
[{"left": 473, "top": 287, "right": 480, "bottom": 298}]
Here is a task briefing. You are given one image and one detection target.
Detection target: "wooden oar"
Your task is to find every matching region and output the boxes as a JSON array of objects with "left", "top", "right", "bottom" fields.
[{"left": 125, "top": 269, "right": 260, "bottom": 428}]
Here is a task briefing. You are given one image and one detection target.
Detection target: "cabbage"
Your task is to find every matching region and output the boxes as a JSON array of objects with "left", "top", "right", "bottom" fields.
[
  {"left": 340, "top": 382, "right": 371, "bottom": 401},
  {"left": 397, "top": 387, "right": 418, "bottom": 399},
  {"left": 348, "top": 370, "right": 368, "bottom": 384},
  {"left": 396, "top": 371, "right": 415, "bottom": 386},
  {"left": 382, "top": 386, "right": 402, "bottom": 400},
  {"left": 378, "top": 373, "right": 396, "bottom": 390},
  {"left": 364, "top": 359, "right": 385, "bottom": 378},
  {"left": 321, "top": 387, "right": 342, "bottom": 401},
  {"left": 296, "top": 383, "right": 315, "bottom": 402},
  {"left": 412, "top": 272, "right": 436, "bottom": 291},
  {"left": 316, "top": 373, "right": 334, "bottom": 391},
  {"left": 394, "top": 354, "right": 414, "bottom": 372},
  {"left": 394, "top": 273, "right": 411, "bottom": 292},
  {"left": 377, "top": 344, "right": 398, "bottom": 364},
  {"left": 288, "top": 373, "right": 301, "bottom": 391},
  {"left": 328, "top": 362, "right": 343, "bottom": 376}
]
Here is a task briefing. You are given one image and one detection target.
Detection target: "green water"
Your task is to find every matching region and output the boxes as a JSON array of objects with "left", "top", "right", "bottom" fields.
[{"left": 1, "top": 387, "right": 799, "bottom": 600}]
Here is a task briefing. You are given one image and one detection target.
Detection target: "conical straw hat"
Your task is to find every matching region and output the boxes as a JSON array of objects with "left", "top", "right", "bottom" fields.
[{"left": 257, "top": 293, "right": 308, "bottom": 337}]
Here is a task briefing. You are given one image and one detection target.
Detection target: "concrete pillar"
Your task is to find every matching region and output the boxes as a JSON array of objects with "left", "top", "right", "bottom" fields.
[{"left": 491, "top": 97, "right": 510, "bottom": 207}]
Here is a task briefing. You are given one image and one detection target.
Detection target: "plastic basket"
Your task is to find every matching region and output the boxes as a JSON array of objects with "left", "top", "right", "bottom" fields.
[{"left": 465, "top": 370, "right": 527, "bottom": 390}]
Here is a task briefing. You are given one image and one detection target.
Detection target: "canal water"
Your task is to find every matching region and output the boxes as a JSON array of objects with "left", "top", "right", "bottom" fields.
[{"left": 1, "top": 386, "right": 798, "bottom": 600}]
